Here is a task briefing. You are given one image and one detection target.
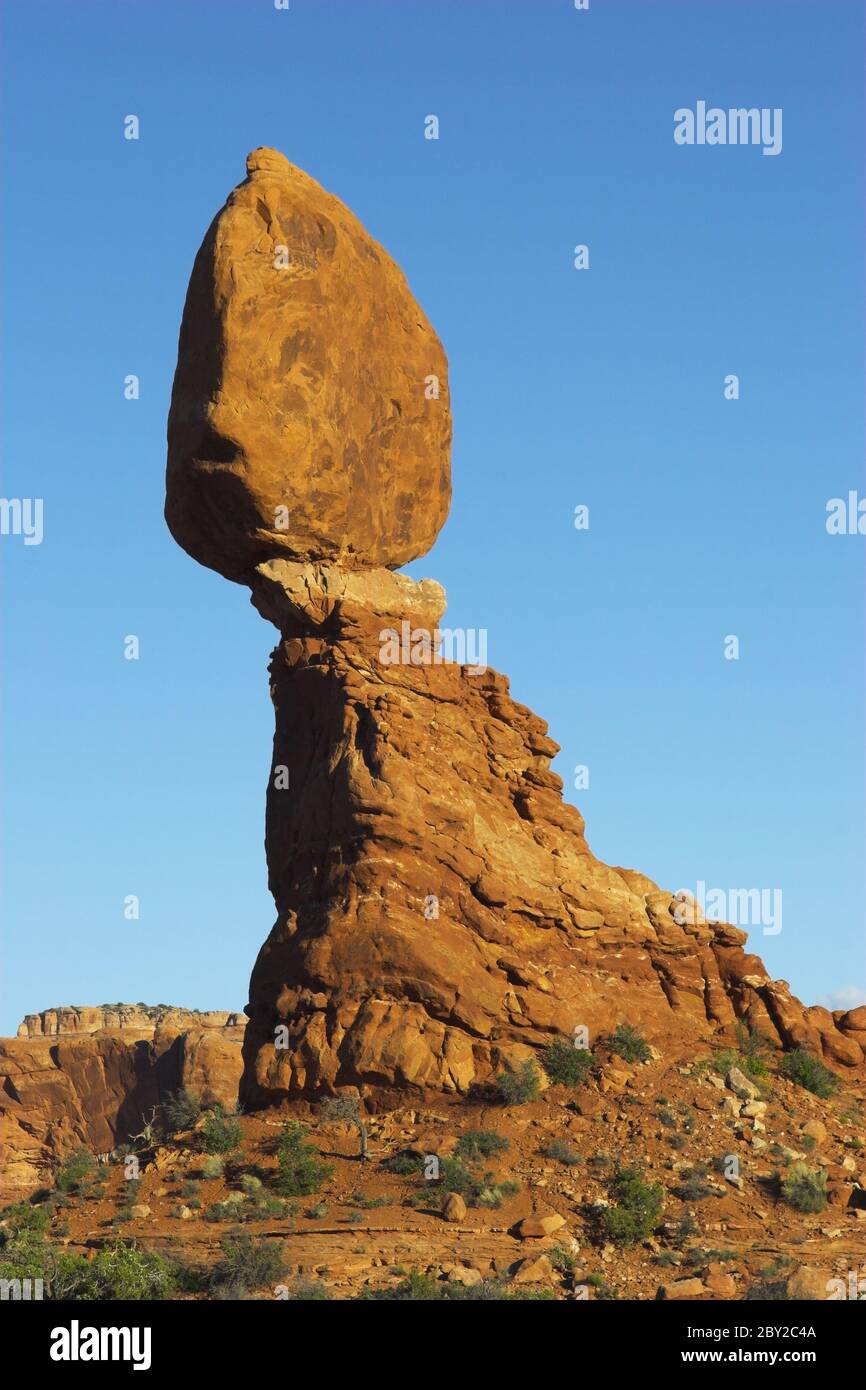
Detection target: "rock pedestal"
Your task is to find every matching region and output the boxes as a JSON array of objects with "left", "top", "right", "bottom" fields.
[
  {"left": 163, "top": 150, "right": 863, "bottom": 1109},
  {"left": 239, "top": 562, "right": 864, "bottom": 1103}
]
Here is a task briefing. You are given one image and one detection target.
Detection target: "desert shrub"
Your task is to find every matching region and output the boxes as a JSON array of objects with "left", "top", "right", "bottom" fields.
[
  {"left": 356, "top": 1271, "right": 554, "bottom": 1302},
  {"left": 180, "top": 1180, "right": 201, "bottom": 1198},
  {"left": 544, "top": 1138, "right": 583, "bottom": 1166},
  {"left": 1, "top": 1202, "right": 50, "bottom": 1235},
  {"left": 668, "top": 1213, "right": 698, "bottom": 1250},
  {"left": 251, "top": 1195, "right": 296, "bottom": 1220},
  {"left": 734, "top": 1024, "right": 772, "bottom": 1076},
  {"left": 161, "top": 1089, "right": 202, "bottom": 1133},
  {"left": 541, "top": 1039, "right": 595, "bottom": 1087},
  {"left": 781, "top": 1163, "right": 828, "bottom": 1214},
  {"left": 115, "top": 1178, "right": 142, "bottom": 1217},
  {"left": 588, "top": 1151, "right": 613, "bottom": 1169},
  {"left": 455, "top": 1130, "right": 509, "bottom": 1162},
  {"left": 275, "top": 1123, "right": 334, "bottom": 1197},
  {"left": 657, "top": 1109, "right": 677, "bottom": 1129},
  {"left": 602, "top": 1166, "right": 664, "bottom": 1247},
  {"left": 494, "top": 1060, "right": 541, "bottom": 1106},
  {"left": 344, "top": 1192, "right": 388, "bottom": 1210},
  {"left": 201, "top": 1106, "right": 243, "bottom": 1156},
  {"left": 0, "top": 1204, "right": 53, "bottom": 1281},
  {"left": 240, "top": 1174, "right": 263, "bottom": 1196},
  {"left": 306, "top": 1202, "right": 329, "bottom": 1219},
  {"left": 52, "top": 1242, "right": 175, "bottom": 1300},
  {"left": 205, "top": 1194, "right": 247, "bottom": 1223},
  {"left": 745, "top": 1281, "right": 793, "bottom": 1301},
  {"left": 669, "top": 1134, "right": 687, "bottom": 1151},
  {"left": 685, "top": 1248, "right": 737, "bottom": 1266},
  {"left": 381, "top": 1150, "right": 424, "bottom": 1176},
  {"left": 201, "top": 1156, "right": 225, "bottom": 1179},
  {"left": 585, "top": 1272, "right": 620, "bottom": 1299},
  {"left": 674, "top": 1164, "right": 716, "bottom": 1201},
  {"left": 606, "top": 1024, "right": 652, "bottom": 1064},
  {"left": 281, "top": 1278, "right": 332, "bottom": 1300},
  {"left": 209, "top": 1232, "right": 286, "bottom": 1299},
  {"left": 548, "top": 1243, "right": 578, "bottom": 1274},
  {"left": 55, "top": 1149, "right": 96, "bottom": 1195},
  {"left": 781, "top": 1049, "right": 840, "bottom": 1100},
  {"left": 436, "top": 1157, "right": 518, "bottom": 1209}
]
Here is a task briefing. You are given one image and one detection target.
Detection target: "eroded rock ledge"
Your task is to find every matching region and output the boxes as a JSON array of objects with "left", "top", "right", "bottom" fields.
[{"left": 240, "top": 565, "right": 865, "bottom": 1104}]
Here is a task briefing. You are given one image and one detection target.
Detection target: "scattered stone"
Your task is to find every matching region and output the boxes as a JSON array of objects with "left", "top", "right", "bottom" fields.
[
  {"left": 785, "top": 1266, "right": 831, "bottom": 1301},
  {"left": 516, "top": 1212, "right": 566, "bottom": 1239},
  {"left": 726, "top": 1067, "right": 761, "bottom": 1101},
  {"left": 801, "top": 1119, "right": 828, "bottom": 1146},
  {"left": 657, "top": 1277, "right": 708, "bottom": 1300},
  {"left": 511, "top": 1254, "right": 555, "bottom": 1284},
  {"left": 441, "top": 1192, "right": 466, "bottom": 1224}
]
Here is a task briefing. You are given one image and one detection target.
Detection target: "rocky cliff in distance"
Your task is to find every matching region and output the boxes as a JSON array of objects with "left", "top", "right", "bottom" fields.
[
  {"left": 0, "top": 1007, "right": 243, "bottom": 1197},
  {"left": 16, "top": 1004, "right": 243, "bottom": 1039}
]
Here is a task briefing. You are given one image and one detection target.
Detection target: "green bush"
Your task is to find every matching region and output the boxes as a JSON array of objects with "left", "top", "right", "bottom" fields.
[
  {"left": 55, "top": 1148, "right": 96, "bottom": 1195},
  {"left": 161, "top": 1089, "right": 202, "bottom": 1133},
  {"left": 205, "top": 1195, "right": 247, "bottom": 1223},
  {"left": 781, "top": 1049, "right": 840, "bottom": 1100},
  {"left": 668, "top": 1213, "right": 698, "bottom": 1250},
  {"left": 381, "top": 1150, "right": 424, "bottom": 1175},
  {"left": 240, "top": 1174, "right": 263, "bottom": 1195},
  {"left": 455, "top": 1130, "right": 509, "bottom": 1162},
  {"left": 251, "top": 1195, "right": 296, "bottom": 1220},
  {"left": 734, "top": 1024, "right": 772, "bottom": 1077},
  {"left": 52, "top": 1242, "right": 175, "bottom": 1300},
  {"left": 494, "top": 1060, "right": 541, "bottom": 1106},
  {"left": 541, "top": 1040, "right": 596, "bottom": 1087},
  {"left": 201, "top": 1156, "right": 225, "bottom": 1179},
  {"left": 201, "top": 1106, "right": 243, "bottom": 1155},
  {"left": 543, "top": 1138, "right": 583, "bottom": 1166},
  {"left": 437, "top": 1157, "right": 518, "bottom": 1209},
  {"left": 674, "top": 1164, "right": 716, "bottom": 1201},
  {"left": 606, "top": 1024, "right": 652, "bottom": 1064},
  {"left": 781, "top": 1163, "right": 828, "bottom": 1214},
  {"left": 602, "top": 1166, "right": 664, "bottom": 1247},
  {"left": 275, "top": 1123, "right": 334, "bottom": 1197},
  {"left": 356, "top": 1271, "right": 554, "bottom": 1302},
  {"left": 209, "top": 1231, "right": 286, "bottom": 1299},
  {"left": 0, "top": 1204, "right": 52, "bottom": 1281}
]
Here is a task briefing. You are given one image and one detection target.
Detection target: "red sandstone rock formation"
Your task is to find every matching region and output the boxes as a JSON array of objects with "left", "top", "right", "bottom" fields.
[
  {"left": 166, "top": 148, "right": 450, "bottom": 584},
  {"left": 237, "top": 562, "right": 865, "bottom": 1103},
  {"left": 160, "top": 149, "right": 863, "bottom": 1111},
  {"left": 0, "top": 1008, "right": 243, "bottom": 1197}
]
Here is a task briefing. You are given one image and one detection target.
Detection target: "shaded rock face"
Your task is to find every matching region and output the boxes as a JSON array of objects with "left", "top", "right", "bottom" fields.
[
  {"left": 166, "top": 148, "right": 451, "bottom": 584},
  {"left": 238, "top": 568, "right": 865, "bottom": 1103},
  {"left": 0, "top": 1014, "right": 243, "bottom": 1197}
]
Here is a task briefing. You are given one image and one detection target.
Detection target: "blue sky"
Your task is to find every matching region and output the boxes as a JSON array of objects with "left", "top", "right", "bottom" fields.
[{"left": 1, "top": 0, "right": 863, "bottom": 1034}]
